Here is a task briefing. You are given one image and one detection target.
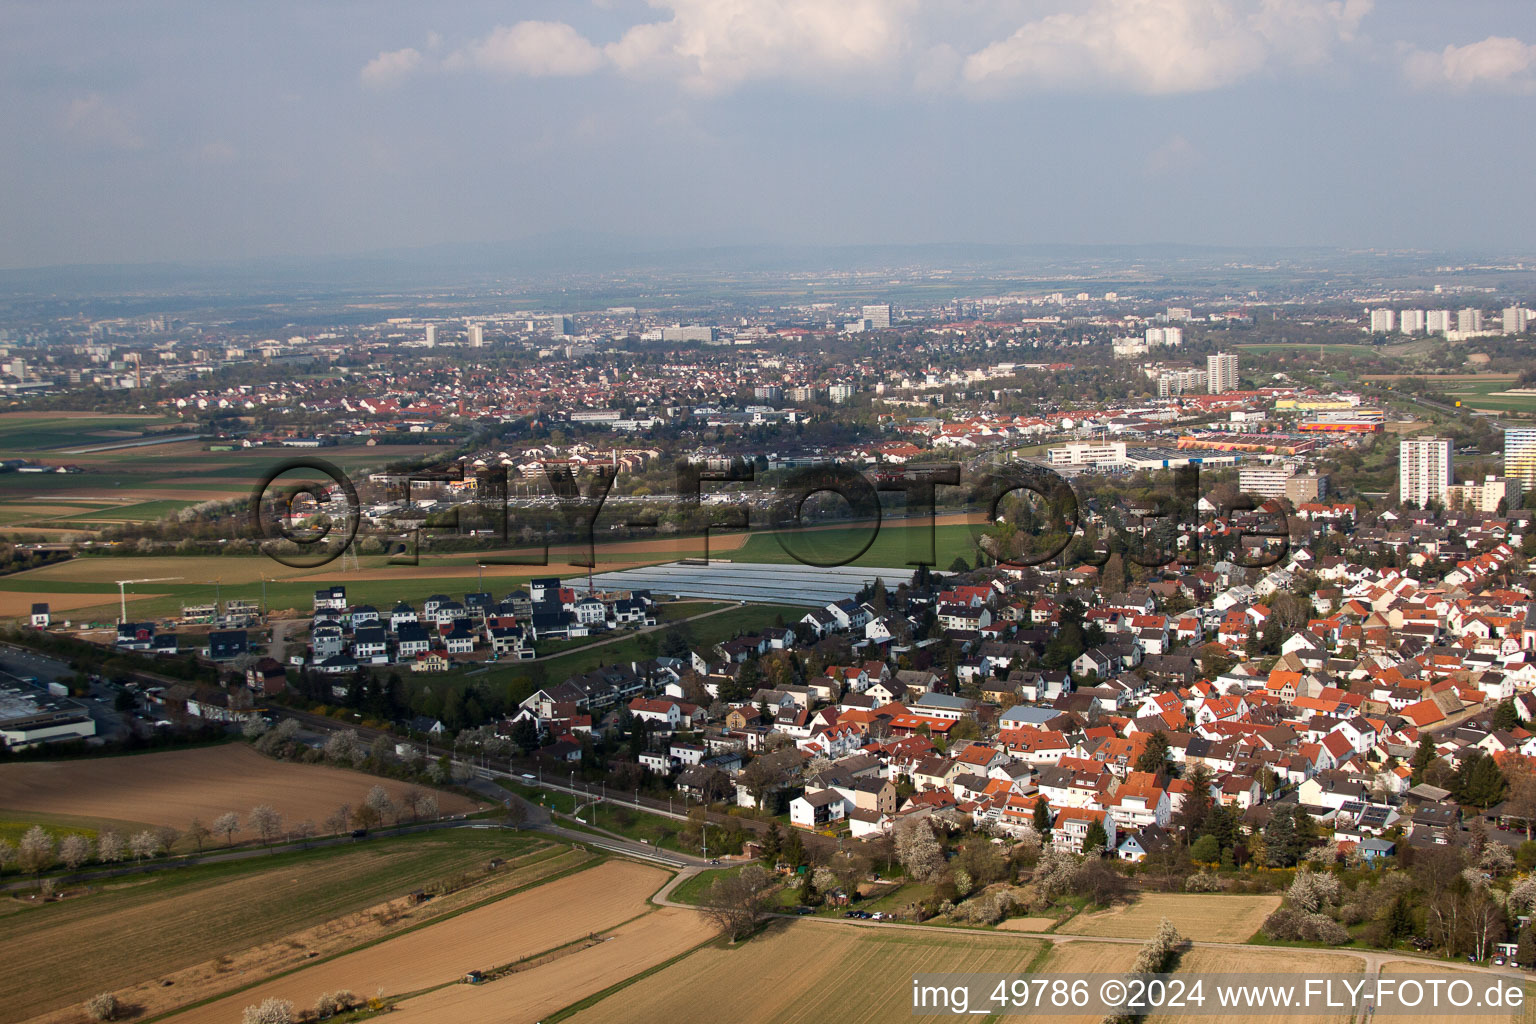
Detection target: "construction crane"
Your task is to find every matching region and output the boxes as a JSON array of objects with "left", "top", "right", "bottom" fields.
[{"left": 114, "top": 577, "right": 182, "bottom": 624}]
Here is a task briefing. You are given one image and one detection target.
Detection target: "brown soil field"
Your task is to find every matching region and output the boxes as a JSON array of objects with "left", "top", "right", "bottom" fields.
[
  {"left": 0, "top": 591, "right": 163, "bottom": 617},
  {"left": 1152, "top": 946, "right": 1363, "bottom": 1024},
  {"left": 165, "top": 859, "right": 669, "bottom": 1024},
  {"left": 996, "top": 916, "right": 1057, "bottom": 932},
  {"left": 0, "top": 745, "right": 481, "bottom": 837},
  {"left": 1376, "top": 960, "right": 1535, "bottom": 1024},
  {"left": 391, "top": 907, "right": 714, "bottom": 1024},
  {"left": 1035, "top": 941, "right": 1143, "bottom": 1024},
  {"left": 9, "top": 839, "right": 576, "bottom": 1023},
  {"left": 1058, "top": 893, "right": 1281, "bottom": 943},
  {"left": 564, "top": 921, "right": 1046, "bottom": 1024}
]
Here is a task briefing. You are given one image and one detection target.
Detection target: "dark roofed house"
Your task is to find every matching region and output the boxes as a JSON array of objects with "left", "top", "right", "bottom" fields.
[{"left": 208, "top": 629, "right": 248, "bottom": 661}]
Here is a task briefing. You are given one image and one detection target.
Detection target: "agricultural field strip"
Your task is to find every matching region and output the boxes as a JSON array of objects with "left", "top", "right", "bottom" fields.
[
  {"left": 4, "top": 836, "right": 570, "bottom": 1022},
  {"left": 160, "top": 860, "right": 671, "bottom": 1024}
]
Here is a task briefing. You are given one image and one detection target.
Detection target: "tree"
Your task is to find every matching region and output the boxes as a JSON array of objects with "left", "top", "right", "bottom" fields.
[
  {"left": 1101, "top": 552, "right": 1127, "bottom": 595},
  {"left": 1073, "top": 859, "right": 1129, "bottom": 906},
  {"left": 241, "top": 997, "right": 294, "bottom": 1024},
  {"left": 155, "top": 825, "right": 180, "bottom": 855},
  {"left": 58, "top": 834, "right": 91, "bottom": 871},
  {"left": 1033, "top": 798, "right": 1053, "bottom": 840},
  {"left": 1135, "top": 731, "right": 1171, "bottom": 775},
  {"left": 86, "top": 993, "right": 119, "bottom": 1022},
  {"left": 1384, "top": 894, "right": 1415, "bottom": 946},
  {"left": 738, "top": 756, "right": 788, "bottom": 810},
  {"left": 1176, "top": 763, "right": 1214, "bottom": 837},
  {"left": 213, "top": 811, "right": 241, "bottom": 846},
  {"left": 1263, "top": 810, "right": 1297, "bottom": 867},
  {"left": 249, "top": 805, "right": 282, "bottom": 844},
  {"left": 893, "top": 817, "right": 945, "bottom": 881},
  {"left": 128, "top": 830, "right": 162, "bottom": 862},
  {"left": 761, "top": 821, "right": 783, "bottom": 864},
  {"left": 1493, "top": 699, "right": 1520, "bottom": 731},
  {"left": 351, "top": 801, "right": 381, "bottom": 831},
  {"left": 186, "top": 816, "right": 211, "bottom": 852},
  {"left": 1189, "top": 834, "right": 1220, "bottom": 865},
  {"left": 1454, "top": 750, "right": 1508, "bottom": 810},
  {"left": 1518, "top": 925, "right": 1536, "bottom": 969},
  {"left": 1411, "top": 734, "right": 1437, "bottom": 785},
  {"left": 17, "top": 825, "right": 54, "bottom": 877},
  {"left": 1502, "top": 765, "right": 1536, "bottom": 840},
  {"left": 324, "top": 804, "right": 351, "bottom": 835},
  {"left": 510, "top": 717, "right": 540, "bottom": 754},
  {"left": 700, "top": 864, "right": 774, "bottom": 942},
  {"left": 365, "top": 785, "right": 396, "bottom": 826},
  {"left": 96, "top": 831, "right": 125, "bottom": 863},
  {"left": 0, "top": 838, "right": 15, "bottom": 876},
  {"left": 1083, "top": 818, "right": 1109, "bottom": 856}
]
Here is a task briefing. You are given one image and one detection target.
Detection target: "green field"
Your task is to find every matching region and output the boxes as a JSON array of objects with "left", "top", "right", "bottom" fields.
[
  {"left": 731, "top": 521, "right": 979, "bottom": 569},
  {"left": 0, "top": 415, "right": 183, "bottom": 454},
  {"left": 1439, "top": 380, "right": 1536, "bottom": 413},
  {"left": 486, "top": 602, "right": 812, "bottom": 691}
]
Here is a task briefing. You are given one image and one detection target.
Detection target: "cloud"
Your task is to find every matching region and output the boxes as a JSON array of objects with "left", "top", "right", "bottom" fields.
[
  {"left": 962, "top": 0, "right": 1371, "bottom": 95},
  {"left": 1403, "top": 36, "right": 1536, "bottom": 93},
  {"left": 604, "top": 0, "right": 914, "bottom": 93},
  {"left": 446, "top": 21, "right": 605, "bottom": 77},
  {"left": 361, "top": 47, "right": 424, "bottom": 89},
  {"left": 61, "top": 93, "right": 144, "bottom": 151}
]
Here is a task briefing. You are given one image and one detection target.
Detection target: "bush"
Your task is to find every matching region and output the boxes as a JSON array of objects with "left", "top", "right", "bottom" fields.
[
  {"left": 1262, "top": 908, "right": 1351, "bottom": 945},
  {"left": 1183, "top": 870, "right": 1222, "bottom": 893}
]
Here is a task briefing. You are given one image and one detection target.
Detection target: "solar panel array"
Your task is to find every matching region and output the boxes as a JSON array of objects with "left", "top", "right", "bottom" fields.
[{"left": 583, "top": 560, "right": 915, "bottom": 607}]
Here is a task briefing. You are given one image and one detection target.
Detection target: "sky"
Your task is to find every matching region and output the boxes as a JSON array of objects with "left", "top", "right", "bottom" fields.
[{"left": 1, "top": 0, "right": 1534, "bottom": 269}]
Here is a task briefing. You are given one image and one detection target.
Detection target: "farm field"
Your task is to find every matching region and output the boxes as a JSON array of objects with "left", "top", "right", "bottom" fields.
[
  {"left": 0, "top": 745, "right": 482, "bottom": 840},
  {"left": 391, "top": 907, "right": 714, "bottom": 1024},
  {"left": 1156, "top": 945, "right": 1363, "bottom": 1024},
  {"left": 164, "top": 859, "right": 669, "bottom": 1024},
  {"left": 1056, "top": 893, "right": 1281, "bottom": 943},
  {"left": 562, "top": 921, "right": 1047, "bottom": 1024},
  {"left": 1032, "top": 940, "right": 1142, "bottom": 1024},
  {"left": 5, "top": 831, "right": 566, "bottom": 1022},
  {"left": 1376, "top": 960, "right": 1536, "bottom": 1024}
]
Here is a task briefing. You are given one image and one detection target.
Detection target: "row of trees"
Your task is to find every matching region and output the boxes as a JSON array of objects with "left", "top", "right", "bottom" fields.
[{"left": 0, "top": 782, "right": 441, "bottom": 886}]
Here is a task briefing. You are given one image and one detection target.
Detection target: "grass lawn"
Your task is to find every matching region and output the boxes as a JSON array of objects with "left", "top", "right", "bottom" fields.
[
  {"left": 730, "top": 522, "right": 978, "bottom": 569},
  {"left": 473, "top": 602, "right": 811, "bottom": 700}
]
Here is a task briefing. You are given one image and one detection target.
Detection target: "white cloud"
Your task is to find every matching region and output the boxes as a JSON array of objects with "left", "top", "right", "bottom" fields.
[
  {"left": 1403, "top": 36, "right": 1536, "bottom": 93},
  {"left": 61, "top": 94, "right": 144, "bottom": 151},
  {"left": 603, "top": 0, "right": 914, "bottom": 93},
  {"left": 361, "top": 47, "right": 424, "bottom": 89},
  {"left": 962, "top": 0, "right": 1371, "bottom": 95},
  {"left": 446, "top": 21, "right": 605, "bottom": 77}
]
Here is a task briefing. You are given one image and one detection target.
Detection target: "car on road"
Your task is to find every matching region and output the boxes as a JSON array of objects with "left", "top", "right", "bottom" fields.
[
  {"left": 521, "top": 773, "right": 537, "bottom": 782},
  {"left": 351, "top": 829, "right": 368, "bottom": 838},
  {"left": 794, "top": 906, "right": 813, "bottom": 915}
]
